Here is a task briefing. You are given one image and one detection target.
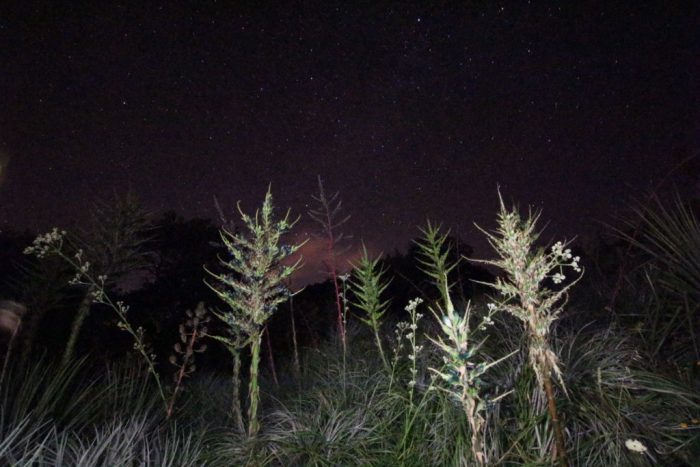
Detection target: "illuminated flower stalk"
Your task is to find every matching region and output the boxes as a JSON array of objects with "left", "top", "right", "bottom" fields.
[
  {"left": 416, "top": 222, "right": 513, "bottom": 466},
  {"left": 429, "top": 294, "right": 513, "bottom": 467},
  {"left": 204, "top": 187, "right": 305, "bottom": 437},
  {"left": 473, "top": 191, "right": 583, "bottom": 467}
]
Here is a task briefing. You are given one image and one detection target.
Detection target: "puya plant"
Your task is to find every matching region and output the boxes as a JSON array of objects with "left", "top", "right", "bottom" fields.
[
  {"left": 167, "top": 302, "right": 209, "bottom": 419},
  {"left": 472, "top": 191, "right": 583, "bottom": 467},
  {"left": 349, "top": 244, "right": 391, "bottom": 372},
  {"left": 204, "top": 186, "right": 305, "bottom": 437},
  {"left": 416, "top": 222, "right": 514, "bottom": 466},
  {"left": 430, "top": 296, "right": 513, "bottom": 467},
  {"left": 308, "top": 175, "right": 353, "bottom": 353}
]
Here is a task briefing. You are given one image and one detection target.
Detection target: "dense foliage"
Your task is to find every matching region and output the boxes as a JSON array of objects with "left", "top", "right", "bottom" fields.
[{"left": 1, "top": 188, "right": 698, "bottom": 466}]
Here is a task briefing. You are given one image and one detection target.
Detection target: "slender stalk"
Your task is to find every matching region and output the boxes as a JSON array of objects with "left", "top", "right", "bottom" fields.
[
  {"left": 20, "top": 293, "right": 51, "bottom": 366},
  {"left": 61, "top": 250, "right": 167, "bottom": 410},
  {"left": 247, "top": 332, "right": 262, "bottom": 437},
  {"left": 308, "top": 175, "right": 352, "bottom": 351},
  {"left": 373, "top": 326, "right": 389, "bottom": 371},
  {"left": 166, "top": 325, "right": 199, "bottom": 419},
  {"left": 231, "top": 348, "right": 245, "bottom": 433},
  {"left": 324, "top": 205, "right": 346, "bottom": 350},
  {"left": 289, "top": 293, "right": 301, "bottom": 380},
  {"left": 542, "top": 369, "right": 569, "bottom": 467},
  {"left": 329, "top": 261, "right": 346, "bottom": 353},
  {"left": 340, "top": 276, "right": 349, "bottom": 385},
  {"left": 61, "top": 287, "right": 94, "bottom": 368},
  {"left": 264, "top": 325, "right": 279, "bottom": 387}
]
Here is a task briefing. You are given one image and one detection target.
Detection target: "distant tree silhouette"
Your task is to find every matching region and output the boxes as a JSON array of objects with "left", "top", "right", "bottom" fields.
[{"left": 121, "top": 212, "right": 223, "bottom": 369}]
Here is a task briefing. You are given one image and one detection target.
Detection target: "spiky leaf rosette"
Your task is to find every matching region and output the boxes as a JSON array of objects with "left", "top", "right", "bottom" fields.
[{"left": 613, "top": 191, "right": 700, "bottom": 301}]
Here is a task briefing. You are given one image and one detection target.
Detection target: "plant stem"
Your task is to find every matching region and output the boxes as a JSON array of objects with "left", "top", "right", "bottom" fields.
[
  {"left": 330, "top": 259, "right": 346, "bottom": 352},
  {"left": 265, "top": 325, "right": 279, "bottom": 387},
  {"left": 231, "top": 348, "right": 245, "bottom": 433},
  {"left": 373, "top": 325, "right": 389, "bottom": 372},
  {"left": 341, "top": 278, "right": 348, "bottom": 387},
  {"left": 463, "top": 395, "right": 486, "bottom": 467},
  {"left": 247, "top": 332, "right": 262, "bottom": 437},
  {"left": 61, "top": 287, "right": 94, "bottom": 368},
  {"left": 289, "top": 293, "right": 300, "bottom": 380},
  {"left": 542, "top": 367, "right": 569, "bottom": 467},
  {"left": 166, "top": 325, "right": 198, "bottom": 419}
]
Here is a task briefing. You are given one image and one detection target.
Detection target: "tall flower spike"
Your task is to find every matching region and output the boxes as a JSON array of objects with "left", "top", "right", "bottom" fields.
[
  {"left": 204, "top": 186, "right": 306, "bottom": 437},
  {"left": 471, "top": 190, "right": 584, "bottom": 467}
]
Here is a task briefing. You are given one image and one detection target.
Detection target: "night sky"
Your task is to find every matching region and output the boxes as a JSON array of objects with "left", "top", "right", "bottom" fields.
[{"left": 1, "top": 2, "right": 698, "bottom": 283}]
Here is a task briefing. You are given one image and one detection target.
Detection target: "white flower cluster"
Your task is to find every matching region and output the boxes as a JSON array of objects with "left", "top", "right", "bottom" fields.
[
  {"left": 405, "top": 297, "right": 423, "bottom": 313},
  {"left": 479, "top": 314, "right": 495, "bottom": 331},
  {"left": 407, "top": 349, "right": 423, "bottom": 362},
  {"left": 552, "top": 272, "right": 566, "bottom": 284},
  {"left": 69, "top": 249, "right": 91, "bottom": 285},
  {"left": 23, "top": 228, "right": 66, "bottom": 258},
  {"left": 391, "top": 297, "right": 425, "bottom": 393},
  {"left": 550, "top": 241, "right": 582, "bottom": 284},
  {"left": 572, "top": 260, "right": 581, "bottom": 272},
  {"left": 392, "top": 322, "right": 409, "bottom": 357},
  {"left": 65, "top": 249, "right": 108, "bottom": 303},
  {"left": 551, "top": 241, "right": 566, "bottom": 257},
  {"left": 88, "top": 286, "right": 105, "bottom": 303}
]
